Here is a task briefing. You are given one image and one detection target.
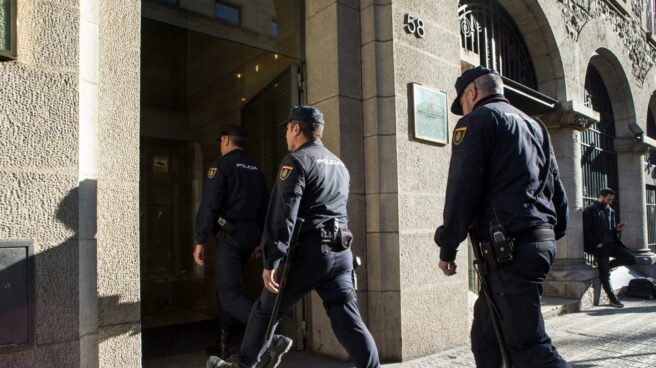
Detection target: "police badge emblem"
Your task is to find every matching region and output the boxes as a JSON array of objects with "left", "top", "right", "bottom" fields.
[
  {"left": 279, "top": 165, "right": 294, "bottom": 180},
  {"left": 453, "top": 127, "right": 467, "bottom": 145},
  {"left": 208, "top": 168, "right": 217, "bottom": 179}
]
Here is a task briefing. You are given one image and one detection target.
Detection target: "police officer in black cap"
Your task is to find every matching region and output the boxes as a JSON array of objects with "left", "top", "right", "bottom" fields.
[
  {"left": 434, "top": 66, "right": 571, "bottom": 367},
  {"left": 207, "top": 106, "right": 380, "bottom": 368},
  {"left": 193, "top": 124, "right": 269, "bottom": 358}
]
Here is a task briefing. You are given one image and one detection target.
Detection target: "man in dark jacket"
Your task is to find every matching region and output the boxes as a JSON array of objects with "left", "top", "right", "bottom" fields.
[
  {"left": 435, "top": 66, "right": 570, "bottom": 367},
  {"left": 583, "top": 187, "right": 637, "bottom": 307},
  {"left": 193, "top": 124, "right": 269, "bottom": 357}
]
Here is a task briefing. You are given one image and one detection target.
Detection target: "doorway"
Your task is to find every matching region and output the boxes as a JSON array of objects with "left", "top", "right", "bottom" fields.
[{"left": 139, "top": 0, "right": 305, "bottom": 361}]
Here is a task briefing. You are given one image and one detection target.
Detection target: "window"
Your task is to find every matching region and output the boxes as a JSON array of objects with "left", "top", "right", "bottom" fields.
[
  {"left": 648, "top": 109, "right": 656, "bottom": 164},
  {"left": 458, "top": 0, "right": 537, "bottom": 89},
  {"left": 215, "top": 2, "right": 240, "bottom": 26},
  {"left": 271, "top": 18, "right": 278, "bottom": 37},
  {"left": 648, "top": 0, "right": 656, "bottom": 34},
  {"left": 0, "top": 0, "right": 16, "bottom": 60}
]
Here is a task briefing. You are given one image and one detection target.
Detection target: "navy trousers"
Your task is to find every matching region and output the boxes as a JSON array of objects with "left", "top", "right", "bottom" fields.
[
  {"left": 471, "top": 241, "right": 571, "bottom": 368},
  {"left": 236, "top": 234, "right": 380, "bottom": 368},
  {"left": 215, "top": 222, "right": 260, "bottom": 328}
]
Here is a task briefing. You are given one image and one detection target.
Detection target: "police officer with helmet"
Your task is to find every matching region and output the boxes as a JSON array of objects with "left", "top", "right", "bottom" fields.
[
  {"left": 207, "top": 106, "right": 380, "bottom": 368},
  {"left": 434, "top": 66, "right": 571, "bottom": 367},
  {"left": 193, "top": 124, "right": 269, "bottom": 358}
]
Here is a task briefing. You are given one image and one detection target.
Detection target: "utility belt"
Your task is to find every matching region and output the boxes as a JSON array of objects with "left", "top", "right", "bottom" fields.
[
  {"left": 217, "top": 216, "right": 258, "bottom": 234},
  {"left": 481, "top": 227, "right": 555, "bottom": 268},
  {"left": 299, "top": 219, "right": 353, "bottom": 255}
]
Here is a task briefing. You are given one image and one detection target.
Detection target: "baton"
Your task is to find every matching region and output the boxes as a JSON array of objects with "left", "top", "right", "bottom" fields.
[
  {"left": 469, "top": 228, "right": 513, "bottom": 368},
  {"left": 264, "top": 218, "right": 305, "bottom": 343}
]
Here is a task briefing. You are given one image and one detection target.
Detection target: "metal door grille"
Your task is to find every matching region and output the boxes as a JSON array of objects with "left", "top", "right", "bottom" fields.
[
  {"left": 458, "top": 0, "right": 537, "bottom": 89},
  {"left": 648, "top": 110, "right": 656, "bottom": 165},
  {"left": 648, "top": 185, "right": 656, "bottom": 252},
  {"left": 581, "top": 65, "right": 619, "bottom": 264}
]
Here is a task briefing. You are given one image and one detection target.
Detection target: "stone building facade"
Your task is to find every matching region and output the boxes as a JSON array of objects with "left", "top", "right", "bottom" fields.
[{"left": 0, "top": 0, "right": 655, "bottom": 367}]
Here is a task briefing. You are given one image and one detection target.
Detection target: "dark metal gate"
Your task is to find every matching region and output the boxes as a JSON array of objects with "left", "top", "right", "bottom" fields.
[
  {"left": 459, "top": 0, "right": 539, "bottom": 292},
  {"left": 581, "top": 65, "right": 619, "bottom": 264},
  {"left": 647, "top": 185, "right": 656, "bottom": 253},
  {"left": 458, "top": 0, "right": 537, "bottom": 89}
]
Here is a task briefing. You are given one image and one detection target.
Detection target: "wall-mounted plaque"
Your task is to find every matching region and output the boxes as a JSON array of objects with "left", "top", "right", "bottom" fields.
[{"left": 411, "top": 83, "right": 448, "bottom": 145}]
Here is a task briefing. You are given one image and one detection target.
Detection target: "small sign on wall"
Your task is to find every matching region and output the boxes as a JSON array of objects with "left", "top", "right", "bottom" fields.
[
  {"left": 410, "top": 83, "right": 448, "bottom": 145},
  {"left": 0, "top": 0, "right": 17, "bottom": 60},
  {"left": 153, "top": 156, "right": 169, "bottom": 173}
]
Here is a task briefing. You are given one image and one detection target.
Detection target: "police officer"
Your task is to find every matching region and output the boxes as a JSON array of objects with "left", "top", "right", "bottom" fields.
[
  {"left": 434, "top": 67, "right": 571, "bottom": 368},
  {"left": 207, "top": 106, "right": 380, "bottom": 368},
  {"left": 193, "top": 124, "right": 268, "bottom": 358}
]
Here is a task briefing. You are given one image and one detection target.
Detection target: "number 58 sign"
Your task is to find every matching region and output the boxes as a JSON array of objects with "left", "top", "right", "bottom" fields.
[{"left": 404, "top": 14, "right": 425, "bottom": 38}]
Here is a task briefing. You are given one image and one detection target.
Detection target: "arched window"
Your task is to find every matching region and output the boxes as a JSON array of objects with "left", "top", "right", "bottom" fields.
[
  {"left": 648, "top": 108, "right": 656, "bottom": 165},
  {"left": 647, "top": 108, "right": 656, "bottom": 252},
  {"left": 581, "top": 64, "right": 620, "bottom": 213},
  {"left": 458, "top": 0, "right": 537, "bottom": 89}
]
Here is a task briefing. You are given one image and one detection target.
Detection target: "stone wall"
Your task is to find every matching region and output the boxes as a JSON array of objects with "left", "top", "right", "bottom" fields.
[
  {"left": 96, "top": 0, "right": 142, "bottom": 367},
  {"left": 390, "top": 0, "right": 470, "bottom": 359},
  {"left": 0, "top": 0, "right": 82, "bottom": 366}
]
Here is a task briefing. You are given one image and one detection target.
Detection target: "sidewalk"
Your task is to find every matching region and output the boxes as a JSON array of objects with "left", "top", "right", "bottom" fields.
[{"left": 145, "top": 298, "right": 656, "bottom": 368}]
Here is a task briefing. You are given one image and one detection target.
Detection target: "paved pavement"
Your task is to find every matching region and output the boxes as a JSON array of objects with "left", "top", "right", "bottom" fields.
[{"left": 145, "top": 298, "right": 656, "bottom": 368}]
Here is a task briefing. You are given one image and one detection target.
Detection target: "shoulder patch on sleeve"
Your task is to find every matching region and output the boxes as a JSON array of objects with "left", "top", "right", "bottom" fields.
[
  {"left": 208, "top": 167, "right": 217, "bottom": 179},
  {"left": 279, "top": 165, "right": 294, "bottom": 181},
  {"left": 453, "top": 127, "right": 468, "bottom": 145}
]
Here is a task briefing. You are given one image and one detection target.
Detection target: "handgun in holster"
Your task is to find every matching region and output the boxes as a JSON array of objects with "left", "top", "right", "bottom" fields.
[{"left": 320, "top": 219, "right": 353, "bottom": 254}]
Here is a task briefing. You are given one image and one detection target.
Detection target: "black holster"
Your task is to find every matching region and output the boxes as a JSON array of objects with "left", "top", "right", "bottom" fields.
[
  {"left": 217, "top": 216, "right": 236, "bottom": 234},
  {"left": 320, "top": 219, "right": 353, "bottom": 254}
]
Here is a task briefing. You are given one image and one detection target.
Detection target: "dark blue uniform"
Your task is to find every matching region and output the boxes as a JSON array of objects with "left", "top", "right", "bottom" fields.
[
  {"left": 235, "top": 140, "right": 380, "bottom": 368},
  {"left": 195, "top": 149, "right": 268, "bottom": 327},
  {"left": 435, "top": 94, "right": 570, "bottom": 368}
]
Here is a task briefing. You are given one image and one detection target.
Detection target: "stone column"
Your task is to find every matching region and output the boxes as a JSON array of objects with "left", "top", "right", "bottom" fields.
[
  {"left": 96, "top": 1, "right": 142, "bottom": 367},
  {"left": 305, "top": 0, "right": 368, "bottom": 359},
  {"left": 360, "top": 0, "right": 403, "bottom": 361},
  {"left": 541, "top": 102, "right": 599, "bottom": 309},
  {"left": 615, "top": 138, "right": 656, "bottom": 276}
]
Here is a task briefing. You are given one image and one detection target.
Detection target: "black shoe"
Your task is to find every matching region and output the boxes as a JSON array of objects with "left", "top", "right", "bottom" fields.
[
  {"left": 207, "top": 356, "right": 246, "bottom": 368},
  {"left": 609, "top": 297, "right": 624, "bottom": 308},
  {"left": 256, "top": 335, "right": 293, "bottom": 368}
]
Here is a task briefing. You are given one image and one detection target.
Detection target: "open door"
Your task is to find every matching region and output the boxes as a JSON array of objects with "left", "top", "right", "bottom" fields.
[{"left": 241, "top": 65, "right": 308, "bottom": 349}]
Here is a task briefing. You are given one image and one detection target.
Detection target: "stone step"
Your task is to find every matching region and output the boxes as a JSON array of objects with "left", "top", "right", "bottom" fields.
[{"left": 540, "top": 296, "right": 580, "bottom": 319}]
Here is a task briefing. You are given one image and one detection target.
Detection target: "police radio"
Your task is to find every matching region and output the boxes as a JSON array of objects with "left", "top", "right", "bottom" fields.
[
  {"left": 488, "top": 206, "right": 515, "bottom": 264},
  {"left": 489, "top": 223, "right": 515, "bottom": 264}
]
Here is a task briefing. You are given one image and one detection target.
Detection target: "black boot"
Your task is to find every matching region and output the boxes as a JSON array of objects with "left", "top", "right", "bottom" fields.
[
  {"left": 256, "top": 335, "right": 293, "bottom": 368},
  {"left": 207, "top": 356, "right": 246, "bottom": 368},
  {"left": 608, "top": 294, "right": 624, "bottom": 308},
  {"left": 220, "top": 328, "right": 230, "bottom": 359}
]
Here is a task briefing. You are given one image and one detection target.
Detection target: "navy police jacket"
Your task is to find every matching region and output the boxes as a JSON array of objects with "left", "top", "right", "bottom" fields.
[
  {"left": 435, "top": 94, "right": 569, "bottom": 262},
  {"left": 260, "top": 140, "right": 349, "bottom": 270},
  {"left": 194, "top": 149, "right": 268, "bottom": 244}
]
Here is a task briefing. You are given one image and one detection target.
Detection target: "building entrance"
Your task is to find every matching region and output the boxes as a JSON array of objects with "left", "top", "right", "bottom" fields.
[{"left": 139, "top": 0, "right": 305, "bottom": 361}]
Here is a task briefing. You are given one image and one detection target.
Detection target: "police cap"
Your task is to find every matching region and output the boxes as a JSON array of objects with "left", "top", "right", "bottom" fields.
[
  {"left": 280, "top": 105, "right": 324, "bottom": 127},
  {"left": 217, "top": 124, "right": 247, "bottom": 141},
  {"left": 450, "top": 66, "right": 497, "bottom": 116}
]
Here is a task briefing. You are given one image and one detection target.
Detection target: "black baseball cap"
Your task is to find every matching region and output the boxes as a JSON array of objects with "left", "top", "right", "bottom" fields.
[
  {"left": 217, "top": 124, "right": 247, "bottom": 141},
  {"left": 280, "top": 105, "right": 325, "bottom": 127},
  {"left": 450, "top": 66, "right": 498, "bottom": 115}
]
